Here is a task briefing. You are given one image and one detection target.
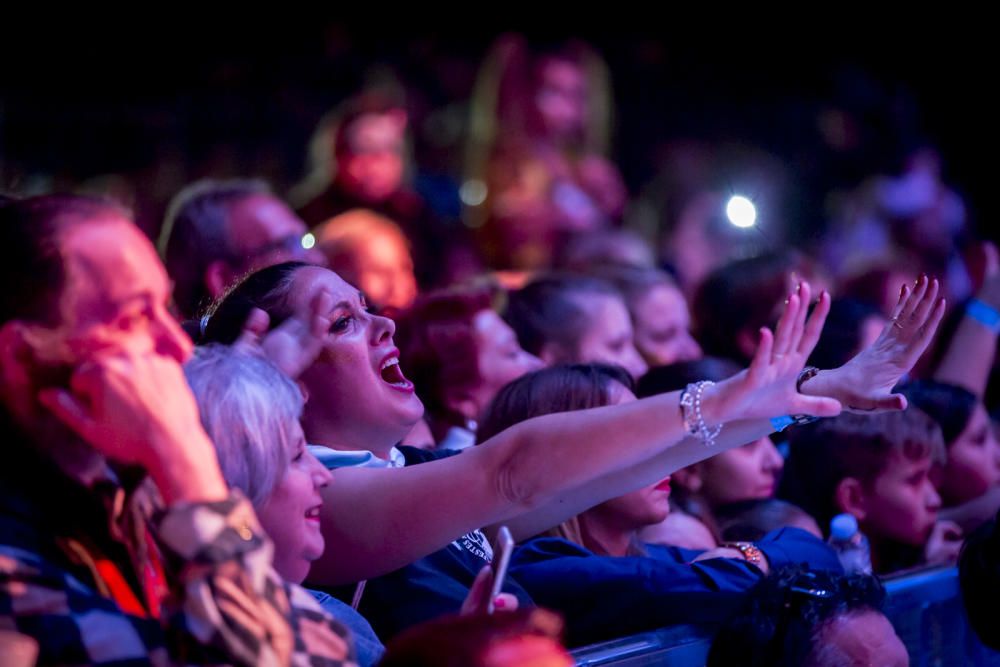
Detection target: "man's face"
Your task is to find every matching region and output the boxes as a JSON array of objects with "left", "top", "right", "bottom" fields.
[
  {"left": 25, "top": 215, "right": 191, "bottom": 381},
  {"left": 858, "top": 449, "right": 941, "bottom": 547},
  {"left": 225, "top": 194, "right": 325, "bottom": 281}
]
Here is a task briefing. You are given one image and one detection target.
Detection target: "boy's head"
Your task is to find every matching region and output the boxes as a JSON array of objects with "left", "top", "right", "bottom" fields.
[{"left": 779, "top": 409, "right": 945, "bottom": 549}]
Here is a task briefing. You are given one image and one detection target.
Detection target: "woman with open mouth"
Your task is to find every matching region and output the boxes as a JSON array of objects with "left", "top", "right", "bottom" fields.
[{"left": 200, "top": 263, "right": 942, "bottom": 640}]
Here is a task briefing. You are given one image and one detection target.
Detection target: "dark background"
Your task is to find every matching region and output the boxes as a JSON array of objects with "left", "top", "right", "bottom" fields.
[{"left": 1, "top": 22, "right": 992, "bottom": 242}]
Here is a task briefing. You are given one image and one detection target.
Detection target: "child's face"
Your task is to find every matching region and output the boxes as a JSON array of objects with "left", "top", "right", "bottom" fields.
[{"left": 859, "top": 449, "right": 941, "bottom": 547}]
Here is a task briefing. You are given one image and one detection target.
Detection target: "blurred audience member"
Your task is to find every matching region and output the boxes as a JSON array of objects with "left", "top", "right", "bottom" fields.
[
  {"left": 694, "top": 252, "right": 823, "bottom": 365},
  {"left": 555, "top": 228, "right": 655, "bottom": 273},
  {"left": 596, "top": 265, "right": 701, "bottom": 367},
  {"left": 808, "top": 298, "right": 886, "bottom": 370},
  {"left": 504, "top": 274, "right": 647, "bottom": 378},
  {"left": 903, "top": 380, "right": 1000, "bottom": 532},
  {"left": 707, "top": 567, "right": 908, "bottom": 667},
  {"left": 396, "top": 285, "right": 543, "bottom": 448},
  {"left": 314, "top": 209, "right": 418, "bottom": 312},
  {"left": 294, "top": 92, "right": 478, "bottom": 289},
  {"left": 715, "top": 499, "right": 823, "bottom": 543},
  {"left": 158, "top": 179, "right": 323, "bottom": 319},
  {"left": 465, "top": 35, "right": 626, "bottom": 270}
]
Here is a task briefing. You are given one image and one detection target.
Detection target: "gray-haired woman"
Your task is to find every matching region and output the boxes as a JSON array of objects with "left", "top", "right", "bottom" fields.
[{"left": 184, "top": 345, "right": 385, "bottom": 666}]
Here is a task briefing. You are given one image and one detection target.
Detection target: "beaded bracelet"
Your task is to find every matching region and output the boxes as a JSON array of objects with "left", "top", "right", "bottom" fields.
[
  {"left": 679, "top": 380, "right": 723, "bottom": 446},
  {"left": 967, "top": 298, "right": 1000, "bottom": 333}
]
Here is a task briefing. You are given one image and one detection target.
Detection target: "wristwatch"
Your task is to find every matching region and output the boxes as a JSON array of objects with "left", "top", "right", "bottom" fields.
[{"left": 722, "top": 541, "right": 764, "bottom": 567}]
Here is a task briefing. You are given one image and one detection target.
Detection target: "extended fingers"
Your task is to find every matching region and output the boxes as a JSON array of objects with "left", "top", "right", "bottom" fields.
[
  {"left": 898, "top": 274, "right": 930, "bottom": 323},
  {"left": 792, "top": 395, "right": 843, "bottom": 418},
  {"left": 772, "top": 292, "right": 801, "bottom": 357},
  {"left": 786, "top": 282, "right": 812, "bottom": 354},
  {"left": 798, "top": 289, "right": 830, "bottom": 357},
  {"left": 749, "top": 327, "right": 774, "bottom": 381},
  {"left": 909, "top": 277, "right": 940, "bottom": 326},
  {"left": 913, "top": 297, "right": 946, "bottom": 355}
]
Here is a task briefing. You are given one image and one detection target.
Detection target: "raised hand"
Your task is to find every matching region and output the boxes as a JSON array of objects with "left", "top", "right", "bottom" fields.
[
  {"left": 802, "top": 274, "right": 946, "bottom": 412},
  {"left": 37, "top": 349, "right": 226, "bottom": 503},
  {"left": 708, "top": 282, "right": 842, "bottom": 424},
  {"left": 234, "top": 288, "right": 333, "bottom": 380}
]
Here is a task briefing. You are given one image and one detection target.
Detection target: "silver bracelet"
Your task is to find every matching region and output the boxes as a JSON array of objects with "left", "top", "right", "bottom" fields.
[{"left": 679, "top": 380, "right": 723, "bottom": 446}]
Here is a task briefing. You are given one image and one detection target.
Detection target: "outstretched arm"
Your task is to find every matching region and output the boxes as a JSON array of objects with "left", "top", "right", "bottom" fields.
[{"left": 310, "top": 284, "right": 840, "bottom": 583}]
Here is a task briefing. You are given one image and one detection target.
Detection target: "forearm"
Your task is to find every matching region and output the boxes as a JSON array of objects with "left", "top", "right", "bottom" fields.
[
  {"left": 151, "top": 491, "right": 300, "bottom": 665},
  {"left": 310, "top": 391, "right": 696, "bottom": 584},
  {"left": 502, "top": 418, "right": 776, "bottom": 541},
  {"left": 934, "top": 310, "right": 998, "bottom": 396}
]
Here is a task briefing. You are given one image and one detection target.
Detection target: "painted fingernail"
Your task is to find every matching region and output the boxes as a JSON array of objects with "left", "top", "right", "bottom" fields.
[{"left": 494, "top": 597, "right": 506, "bottom": 609}]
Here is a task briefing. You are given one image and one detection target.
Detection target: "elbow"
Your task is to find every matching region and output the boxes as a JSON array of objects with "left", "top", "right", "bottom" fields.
[{"left": 491, "top": 433, "right": 549, "bottom": 514}]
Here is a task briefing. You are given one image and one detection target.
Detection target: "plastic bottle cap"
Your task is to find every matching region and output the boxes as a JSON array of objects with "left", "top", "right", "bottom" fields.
[{"left": 830, "top": 513, "right": 859, "bottom": 540}]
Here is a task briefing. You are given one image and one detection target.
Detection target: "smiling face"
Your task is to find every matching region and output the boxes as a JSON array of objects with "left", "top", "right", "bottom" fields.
[
  {"left": 255, "top": 419, "right": 332, "bottom": 583},
  {"left": 289, "top": 266, "right": 424, "bottom": 454}
]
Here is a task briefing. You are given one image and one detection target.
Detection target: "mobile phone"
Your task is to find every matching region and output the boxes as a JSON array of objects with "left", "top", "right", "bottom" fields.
[{"left": 487, "top": 525, "right": 514, "bottom": 614}]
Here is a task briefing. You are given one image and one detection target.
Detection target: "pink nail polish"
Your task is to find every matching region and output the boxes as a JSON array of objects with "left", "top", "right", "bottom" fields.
[{"left": 495, "top": 597, "right": 506, "bottom": 609}]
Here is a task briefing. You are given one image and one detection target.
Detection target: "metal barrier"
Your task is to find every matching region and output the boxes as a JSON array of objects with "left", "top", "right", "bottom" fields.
[{"left": 570, "top": 566, "right": 1000, "bottom": 666}]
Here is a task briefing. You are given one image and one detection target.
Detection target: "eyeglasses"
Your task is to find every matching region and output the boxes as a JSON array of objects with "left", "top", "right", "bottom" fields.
[{"left": 235, "top": 233, "right": 318, "bottom": 266}]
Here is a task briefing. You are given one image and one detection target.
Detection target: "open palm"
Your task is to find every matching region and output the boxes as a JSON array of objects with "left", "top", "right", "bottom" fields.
[{"left": 803, "top": 275, "right": 945, "bottom": 412}]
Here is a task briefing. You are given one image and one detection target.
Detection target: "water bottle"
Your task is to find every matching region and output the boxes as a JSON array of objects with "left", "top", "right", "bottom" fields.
[{"left": 828, "top": 514, "right": 872, "bottom": 574}]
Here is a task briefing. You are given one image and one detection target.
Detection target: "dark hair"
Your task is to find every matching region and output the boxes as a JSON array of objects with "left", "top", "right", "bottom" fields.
[
  {"left": 199, "top": 261, "right": 311, "bottom": 345},
  {"left": 380, "top": 608, "right": 566, "bottom": 667},
  {"left": 0, "top": 194, "right": 128, "bottom": 325},
  {"left": 959, "top": 509, "right": 1000, "bottom": 650},
  {"left": 477, "top": 363, "right": 633, "bottom": 444},
  {"left": 503, "top": 273, "right": 621, "bottom": 358},
  {"left": 693, "top": 252, "right": 798, "bottom": 364},
  {"left": 395, "top": 286, "right": 497, "bottom": 437},
  {"left": 591, "top": 264, "right": 678, "bottom": 310},
  {"left": 778, "top": 410, "right": 945, "bottom": 532},
  {"left": 636, "top": 357, "right": 740, "bottom": 398},
  {"left": 715, "top": 499, "right": 817, "bottom": 543},
  {"left": 901, "top": 379, "right": 977, "bottom": 446},
  {"left": 158, "top": 179, "right": 271, "bottom": 318},
  {"left": 808, "top": 298, "right": 883, "bottom": 370},
  {"left": 706, "top": 566, "right": 887, "bottom": 667}
]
